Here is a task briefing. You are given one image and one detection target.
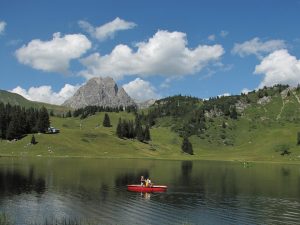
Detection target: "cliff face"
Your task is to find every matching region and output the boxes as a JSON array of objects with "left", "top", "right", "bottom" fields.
[{"left": 63, "top": 77, "right": 136, "bottom": 109}]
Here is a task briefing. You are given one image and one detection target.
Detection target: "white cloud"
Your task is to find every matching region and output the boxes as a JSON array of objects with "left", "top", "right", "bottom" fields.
[
  {"left": 241, "top": 88, "right": 251, "bottom": 94},
  {"left": 220, "top": 30, "right": 229, "bottom": 38},
  {"left": 80, "top": 30, "right": 224, "bottom": 80},
  {"left": 123, "top": 78, "right": 159, "bottom": 102},
  {"left": 218, "top": 93, "right": 231, "bottom": 97},
  {"left": 78, "top": 17, "right": 136, "bottom": 41},
  {"left": 254, "top": 49, "right": 300, "bottom": 88},
  {"left": 0, "top": 20, "right": 6, "bottom": 35},
  {"left": 208, "top": 34, "right": 216, "bottom": 41},
  {"left": 10, "top": 84, "right": 80, "bottom": 105},
  {"left": 232, "top": 37, "right": 286, "bottom": 58},
  {"left": 15, "top": 32, "right": 91, "bottom": 73}
]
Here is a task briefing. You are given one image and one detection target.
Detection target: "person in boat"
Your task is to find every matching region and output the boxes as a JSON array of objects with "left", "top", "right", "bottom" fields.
[
  {"left": 148, "top": 178, "right": 153, "bottom": 187},
  {"left": 145, "top": 178, "right": 153, "bottom": 187},
  {"left": 140, "top": 176, "right": 145, "bottom": 186}
]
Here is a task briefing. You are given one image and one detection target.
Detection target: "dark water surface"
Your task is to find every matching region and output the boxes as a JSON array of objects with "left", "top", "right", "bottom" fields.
[{"left": 0, "top": 158, "right": 299, "bottom": 225}]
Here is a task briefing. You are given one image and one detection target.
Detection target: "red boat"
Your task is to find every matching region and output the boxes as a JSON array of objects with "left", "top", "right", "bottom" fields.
[{"left": 127, "top": 184, "right": 168, "bottom": 193}]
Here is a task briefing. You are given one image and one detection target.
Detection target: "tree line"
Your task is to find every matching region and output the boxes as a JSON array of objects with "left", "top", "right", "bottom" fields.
[
  {"left": 116, "top": 115, "right": 151, "bottom": 143},
  {"left": 0, "top": 103, "right": 50, "bottom": 140},
  {"left": 73, "top": 105, "right": 137, "bottom": 119}
]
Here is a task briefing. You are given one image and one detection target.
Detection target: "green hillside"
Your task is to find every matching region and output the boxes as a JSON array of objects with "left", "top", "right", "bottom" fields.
[
  {"left": 0, "top": 90, "right": 69, "bottom": 114},
  {"left": 1, "top": 85, "right": 300, "bottom": 163}
]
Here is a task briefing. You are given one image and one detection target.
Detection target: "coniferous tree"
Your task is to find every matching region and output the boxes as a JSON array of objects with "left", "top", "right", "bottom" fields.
[
  {"left": 144, "top": 125, "right": 151, "bottom": 142},
  {"left": 116, "top": 118, "right": 122, "bottom": 138},
  {"left": 31, "top": 135, "right": 37, "bottom": 145},
  {"left": 135, "top": 115, "right": 144, "bottom": 142},
  {"left": 297, "top": 132, "right": 300, "bottom": 145},
  {"left": 6, "top": 112, "right": 22, "bottom": 140},
  {"left": 181, "top": 137, "right": 193, "bottom": 155},
  {"left": 103, "top": 113, "right": 111, "bottom": 127},
  {"left": 37, "top": 107, "right": 50, "bottom": 133},
  {"left": 230, "top": 106, "right": 238, "bottom": 120},
  {"left": 66, "top": 110, "right": 72, "bottom": 118}
]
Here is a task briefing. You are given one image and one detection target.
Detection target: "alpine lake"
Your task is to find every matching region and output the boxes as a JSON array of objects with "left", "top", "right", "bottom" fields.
[{"left": 0, "top": 158, "right": 299, "bottom": 225}]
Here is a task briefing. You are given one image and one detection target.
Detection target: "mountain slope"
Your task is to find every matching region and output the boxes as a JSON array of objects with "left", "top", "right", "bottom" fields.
[
  {"left": 0, "top": 90, "right": 69, "bottom": 113},
  {"left": 63, "top": 77, "right": 136, "bottom": 109}
]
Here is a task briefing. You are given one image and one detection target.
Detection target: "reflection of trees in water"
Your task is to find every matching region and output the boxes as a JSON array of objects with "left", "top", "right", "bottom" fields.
[
  {"left": 115, "top": 170, "right": 149, "bottom": 186},
  {"left": 0, "top": 166, "right": 46, "bottom": 196},
  {"left": 281, "top": 167, "right": 290, "bottom": 177},
  {"left": 181, "top": 161, "right": 193, "bottom": 185}
]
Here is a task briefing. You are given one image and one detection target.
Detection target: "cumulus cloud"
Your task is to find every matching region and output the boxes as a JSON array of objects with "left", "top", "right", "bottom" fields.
[
  {"left": 254, "top": 49, "right": 300, "bottom": 88},
  {"left": 241, "top": 88, "right": 251, "bottom": 94},
  {"left": 80, "top": 30, "right": 224, "bottom": 80},
  {"left": 218, "top": 93, "right": 231, "bottom": 97},
  {"left": 78, "top": 17, "right": 136, "bottom": 41},
  {"left": 123, "top": 78, "right": 159, "bottom": 102},
  {"left": 15, "top": 32, "right": 91, "bottom": 73},
  {"left": 0, "top": 20, "right": 6, "bottom": 35},
  {"left": 10, "top": 84, "right": 80, "bottom": 105},
  {"left": 232, "top": 37, "right": 286, "bottom": 58}
]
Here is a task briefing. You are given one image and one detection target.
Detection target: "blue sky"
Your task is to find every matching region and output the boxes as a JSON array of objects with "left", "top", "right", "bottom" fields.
[{"left": 1, "top": 0, "right": 300, "bottom": 104}]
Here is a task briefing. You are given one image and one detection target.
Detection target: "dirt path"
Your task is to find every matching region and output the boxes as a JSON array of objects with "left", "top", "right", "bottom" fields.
[
  {"left": 292, "top": 90, "right": 300, "bottom": 105},
  {"left": 277, "top": 94, "right": 285, "bottom": 120}
]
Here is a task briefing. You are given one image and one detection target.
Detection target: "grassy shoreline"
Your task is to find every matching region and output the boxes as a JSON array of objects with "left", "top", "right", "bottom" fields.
[{"left": 1, "top": 153, "right": 300, "bottom": 165}]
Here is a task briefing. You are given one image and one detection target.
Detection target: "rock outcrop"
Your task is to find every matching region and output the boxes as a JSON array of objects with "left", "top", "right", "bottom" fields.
[{"left": 63, "top": 77, "right": 136, "bottom": 109}]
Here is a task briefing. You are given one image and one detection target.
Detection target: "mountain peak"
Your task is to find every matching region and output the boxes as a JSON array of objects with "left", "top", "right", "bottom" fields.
[{"left": 63, "top": 77, "right": 136, "bottom": 109}]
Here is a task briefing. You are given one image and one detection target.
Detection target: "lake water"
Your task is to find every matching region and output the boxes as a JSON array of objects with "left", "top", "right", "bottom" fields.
[{"left": 0, "top": 158, "right": 299, "bottom": 225}]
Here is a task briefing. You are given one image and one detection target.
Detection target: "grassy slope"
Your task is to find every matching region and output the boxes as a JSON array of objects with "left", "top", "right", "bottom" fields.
[
  {"left": 1, "top": 88, "right": 300, "bottom": 163},
  {"left": 0, "top": 112, "right": 189, "bottom": 159},
  {"left": 0, "top": 90, "right": 69, "bottom": 113}
]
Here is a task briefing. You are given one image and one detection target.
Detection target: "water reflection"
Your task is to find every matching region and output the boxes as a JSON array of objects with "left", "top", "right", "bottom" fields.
[
  {"left": 0, "top": 166, "right": 46, "bottom": 196},
  {"left": 0, "top": 159, "right": 299, "bottom": 225},
  {"left": 115, "top": 169, "right": 149, "bottom": 186},
  {"left": 181, "top": 160, "right": 193, "bottom": 185}
]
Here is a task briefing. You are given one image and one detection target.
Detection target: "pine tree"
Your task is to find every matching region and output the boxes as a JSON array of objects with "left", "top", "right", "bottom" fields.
[
  {"left": 66, "top": 110, "right": 72, "bottom": 117},
  {"left": 103, "top": 113, "right": 111, "bottom": 127},
  {"left": 297, "top": 132, "right": 300, "bottom": 145},
  {"left": 31, "top": 135, "right": 37, "bottom": 145},
  {"left": 135, "top": 115, "right": 144, "bottom": 142},
  {"left": 144, "top": 125, "right": 151, "bottom": 142},
  {"left": 181, "top": 137, "right": 193, "bottom": 155},
  {"left": 230, "top": 106, "right": 238, "bottom": 120},
  {"left": 116, "top": 118, "right": 122, "bottom": 138},
  {"left": 37, "top": 107, "right": 50, "bottom": 133}
]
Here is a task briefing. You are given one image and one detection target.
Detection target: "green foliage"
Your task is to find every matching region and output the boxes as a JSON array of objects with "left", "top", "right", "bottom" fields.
[
  {"left": 37, "top": 106, "right": 50, "bottom": 133},
  {"left": 116, "top": 115, "right": 151, "bottom": 143},
  {"left": 0, "top": 103, "right": 50, "bottom": 140},
  {"left": 31, "top": 135, "right": 37, "bottom": 145},
  {"left": 66, "top": 110, "right": 72, "bottom": 118},
  {"left": 144, "top": 125, "right": 151, "bottom": 142},
  {"left": 181, "top": 137, "right": 193, "bottom": 155},
  {"left": 297, "top": 132, "right": 300, "bottom": 145},
  {"left": 274, "top": 144, "right": 291, "bottom": 156},
  {"left": 102, "top": 113, "right": 111, "bottom": 127}
]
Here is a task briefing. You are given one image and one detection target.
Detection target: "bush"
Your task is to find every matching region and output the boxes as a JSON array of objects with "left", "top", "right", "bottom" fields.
[
  {"left": 274, "top": 144, "right": 291, "bottom": 156},
  {"left": 181, "top": 137, "right": 193, "bottom": 155}
]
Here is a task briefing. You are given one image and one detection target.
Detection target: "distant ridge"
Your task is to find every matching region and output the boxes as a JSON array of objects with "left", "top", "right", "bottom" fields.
[
  {"left": 63, "top": 77, "right": 136, "bottom": 109},
  {"left": 0, "top": 90, "right": 69, "bottom": 113}
]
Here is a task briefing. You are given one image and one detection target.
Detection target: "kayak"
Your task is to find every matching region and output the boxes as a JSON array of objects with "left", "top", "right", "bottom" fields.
[{"left": 127, "top": 184, "right": 168, "bottom": 193}]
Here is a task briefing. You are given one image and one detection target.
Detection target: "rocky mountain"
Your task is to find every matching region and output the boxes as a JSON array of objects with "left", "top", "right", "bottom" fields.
[
  {"left": 136, "top": 99, "right": 156, "bottom": 109},
  {"left": 63, "top": 77, "right": 136, "bottom": 109}
]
